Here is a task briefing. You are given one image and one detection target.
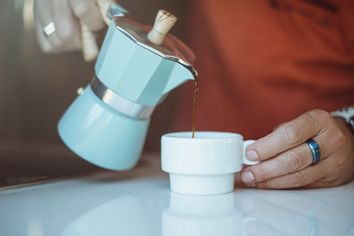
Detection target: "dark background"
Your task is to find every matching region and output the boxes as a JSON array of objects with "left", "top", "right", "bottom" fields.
[{"left": 0, "top": 0, "right": 191, "bottom": 183}]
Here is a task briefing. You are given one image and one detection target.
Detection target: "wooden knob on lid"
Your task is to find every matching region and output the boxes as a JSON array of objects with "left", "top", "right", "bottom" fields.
[{"left": 147, "top": 10, "right": 177, "bottom": 45}]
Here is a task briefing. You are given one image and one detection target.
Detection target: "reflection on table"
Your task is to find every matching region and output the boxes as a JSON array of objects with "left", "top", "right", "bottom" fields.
[{"left": 0, "top": 160, "right": 353, "bottom": 236}]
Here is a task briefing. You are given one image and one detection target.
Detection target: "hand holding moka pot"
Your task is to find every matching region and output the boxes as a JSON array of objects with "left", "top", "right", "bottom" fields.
[{"left": 58, "top": 6, "right": 197, "bottom": 170}]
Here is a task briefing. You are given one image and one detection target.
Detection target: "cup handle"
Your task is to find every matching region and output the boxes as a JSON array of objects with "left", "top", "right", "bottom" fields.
[{"left": 243, "top": 140, "right": 259, "bottom": 165}]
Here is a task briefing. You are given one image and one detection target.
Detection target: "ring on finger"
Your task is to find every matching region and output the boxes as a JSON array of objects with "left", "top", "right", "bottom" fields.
[
  {"left": 43, "top": 22, "right": 56, "bottom": 37},
  {"left": 306, "top": 139, "right": 321, "bottom": 165}
]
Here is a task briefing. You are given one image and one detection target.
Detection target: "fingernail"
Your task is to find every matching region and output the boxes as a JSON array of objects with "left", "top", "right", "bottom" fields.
[
  {"left": 241, "top": 171, "right": 255, "bottom": 186},
  {"left": 246, "top": 150, "right": 259, "bottom": 161}
]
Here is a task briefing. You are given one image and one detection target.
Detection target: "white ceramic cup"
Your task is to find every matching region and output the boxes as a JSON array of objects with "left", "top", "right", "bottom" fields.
[{"left": 161, "top": 131, "right": 258, "bottom": 195}]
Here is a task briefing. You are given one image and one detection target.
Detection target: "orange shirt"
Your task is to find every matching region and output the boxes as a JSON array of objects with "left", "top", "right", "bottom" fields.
[{"left": 172, "top": 0, "right": 354, "bottom": 139}]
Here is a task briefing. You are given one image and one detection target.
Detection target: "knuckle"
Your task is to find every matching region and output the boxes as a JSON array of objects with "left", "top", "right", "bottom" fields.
[
  {"left": 289, "top": 172, "right": 305, "bottom": 187},
  {"left": 281, "top": 124, "right": 301, "bottom": 146},
  {"left": 71, "top": 0, "right": 90, "bottom": 18},
  {"left": 287, "top": 149, "right": 304, "bottom": 171},
  {"left": 308, "top": 109, "right": 331, "bottom": 124},
  {"left": 56, "top": 25, "right": 76, "bottom": 44}
]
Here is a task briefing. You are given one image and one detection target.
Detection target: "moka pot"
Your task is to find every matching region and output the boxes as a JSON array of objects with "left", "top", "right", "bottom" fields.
[{"left": 58, "top": 9, "right": 197, "bottom": 170}]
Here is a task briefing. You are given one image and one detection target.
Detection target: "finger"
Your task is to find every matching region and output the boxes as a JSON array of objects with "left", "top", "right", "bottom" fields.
[
  {"left": 34, "top": 0, "right": 63, "bottom": 52},
  {"left": 254, "top": 157, "right": 332, "bottom": 189},
  {"left": 52, "top": 0, "right": 81, "bottom": 51},
  {"left": 69, "top": 0, "right": 105, "bottom": 31},
  {"left": 246, "top": 109, "right": 330, "bottom": 162},
  {"left": 242, "top": 134, "right": 330, "bottom": 185},
  {"left": 34, "top": 16, "right": 52, "bottom": 52},
  {"left": 242, "top": 143, "right": 312, "bottom": 185}
]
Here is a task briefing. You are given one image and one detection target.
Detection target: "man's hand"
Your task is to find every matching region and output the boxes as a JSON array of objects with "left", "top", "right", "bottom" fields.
[
  {"left": 241, "top": 109, "right": 354, "bottom": 189},
  {"left": 33, "top": 0, "right": 105, "bottom": 53}
]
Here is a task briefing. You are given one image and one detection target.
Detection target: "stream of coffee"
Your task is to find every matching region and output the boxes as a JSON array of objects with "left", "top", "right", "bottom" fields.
[{"left": 192, "top": 77, "right": 199, "bottom": 138}]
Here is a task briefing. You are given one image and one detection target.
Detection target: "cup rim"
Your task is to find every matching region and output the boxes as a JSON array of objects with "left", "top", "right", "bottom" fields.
[{"left": 162, "top": 131, "right": 243, "bottom": 140}]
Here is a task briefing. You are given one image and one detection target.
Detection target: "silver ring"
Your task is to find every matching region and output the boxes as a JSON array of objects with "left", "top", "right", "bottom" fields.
[{"left": 43, "top": 22, "right": 56, "bottom": 37}]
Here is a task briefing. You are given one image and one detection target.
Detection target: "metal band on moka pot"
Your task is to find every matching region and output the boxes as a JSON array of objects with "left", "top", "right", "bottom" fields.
[{"left": 90, "top": 78, "right": 155, "bottom": 119}]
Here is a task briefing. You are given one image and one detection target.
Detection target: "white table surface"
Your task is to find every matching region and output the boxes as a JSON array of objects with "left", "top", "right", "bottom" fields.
[{"left": 0, "top": 153, "right": 353, "bottom": 236}]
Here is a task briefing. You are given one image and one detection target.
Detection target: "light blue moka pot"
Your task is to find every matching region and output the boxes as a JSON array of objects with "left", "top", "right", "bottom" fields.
[{"left": 58, "top": 8, "right": 197, "bottom": 170}]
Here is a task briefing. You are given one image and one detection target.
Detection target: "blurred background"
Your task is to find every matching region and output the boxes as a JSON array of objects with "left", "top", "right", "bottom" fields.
[{"left": 0, "top": 0, "right": 191, "bottom": 185}]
